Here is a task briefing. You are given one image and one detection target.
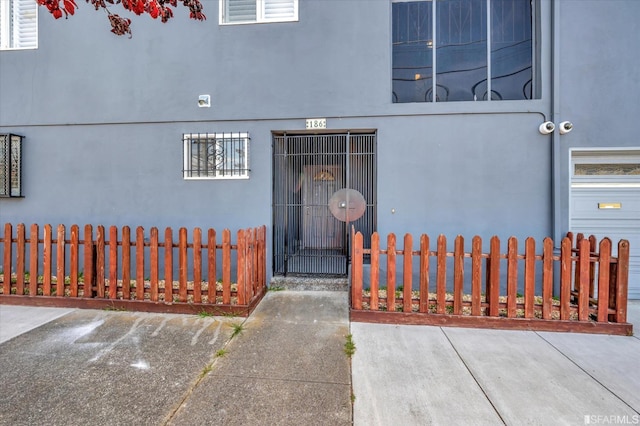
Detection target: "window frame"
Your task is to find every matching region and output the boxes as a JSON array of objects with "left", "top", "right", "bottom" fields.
[
  {"left": 0, "top": 0, "right": 38, "bottom": 51},
  {"left": 0, "top": 134, "right": 24, "bottom": 198},
  {"left": 219, "top": 0, "right": 298, "bottom": 25},
  {"left": 183, "top": 132, "right": 251, "bottom": 180}
]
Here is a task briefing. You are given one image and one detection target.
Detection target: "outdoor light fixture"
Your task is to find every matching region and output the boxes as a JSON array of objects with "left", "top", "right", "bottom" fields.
[
  {"left": 559, "top": 121, "right": 573, "bottom": 134},
  {"left": 198, "top": 94, "right": 211, "bottom": 108},
  {"left": 539, "top": 121, "right": 555, "bottom": 135}
]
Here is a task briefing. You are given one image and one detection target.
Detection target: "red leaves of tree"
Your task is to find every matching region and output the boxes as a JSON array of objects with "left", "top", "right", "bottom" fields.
[{"left": 36, "top": 0, "right": 206, "bottom": 37}]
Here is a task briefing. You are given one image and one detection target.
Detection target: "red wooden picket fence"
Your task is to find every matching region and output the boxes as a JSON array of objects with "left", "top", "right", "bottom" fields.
[
  {"left": 0, "top": 223, "right": 267, "bottom": 316},
  {"left": 350, "top": 230, "right": 632, "bottom": 335}
]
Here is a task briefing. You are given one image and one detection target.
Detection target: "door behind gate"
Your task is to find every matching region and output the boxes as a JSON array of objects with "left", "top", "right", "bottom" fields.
[{"left": 273, "top": 132, "right": 376, "bottom": 276}]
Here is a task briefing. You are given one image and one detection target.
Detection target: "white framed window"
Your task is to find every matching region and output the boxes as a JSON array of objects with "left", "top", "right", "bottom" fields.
[
  {"left": 220, "top": 0, "right": 298, "bottom": 25},
  {"left": 0, "top": 0, "right": 38, "bottom": 50},
  {"left": 183, "top": 132, "right": 250, "bottom": 180}
]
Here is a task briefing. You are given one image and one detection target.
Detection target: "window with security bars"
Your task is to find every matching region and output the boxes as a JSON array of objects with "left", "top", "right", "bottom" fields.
[
  {"left": 220, "top": 0, "right": 298, "bottom": 24},
  {"left": 183, "top": 132, "right": 250, "bottom": 179},
  {"left": 0, "top": 134, "right": 23, "bottom": 197},
  {"left": 0, "top": 0, "right": 37, "bottom": 50}
]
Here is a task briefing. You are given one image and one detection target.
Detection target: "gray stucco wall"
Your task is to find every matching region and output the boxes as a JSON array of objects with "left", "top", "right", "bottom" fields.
[
  {"left": 553, "top": 0, "right": 640, "bottom": 237},
  {"left": 1, "top": 0, "right": 638, "bottom": 281}
]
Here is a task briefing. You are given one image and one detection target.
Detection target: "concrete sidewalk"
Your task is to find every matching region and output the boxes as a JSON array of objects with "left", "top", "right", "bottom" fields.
[
  {"left": 352, "top": 301, "right": 640, "bottom": 425},
  {"left": 0, "top": 297, "right": 638, "bottom": 425},
  {"left": 168, "top": 291, "right": 351, "bottom": 425},
  {"left": 0, "top": 291, "right": 351, "bottom": 426}
]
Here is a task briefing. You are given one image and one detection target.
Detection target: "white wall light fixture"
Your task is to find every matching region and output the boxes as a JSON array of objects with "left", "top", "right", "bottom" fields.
[
  {"left": 198, "top": 94, "right": 211, "bottom": 108},
  {"left": 539, "top": 121, "right": 555, "bottom": 135},
  {"left": 559, "top": 121, "right": 573, "bottom": 135}
]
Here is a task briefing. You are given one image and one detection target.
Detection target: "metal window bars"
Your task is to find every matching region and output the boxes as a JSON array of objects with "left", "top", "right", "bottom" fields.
[
  {"left": 183, "top": 132, "right": 250, "bottom": 179},
  {"left": 0, "top": 133, "right": 23, "bottom": 197}
]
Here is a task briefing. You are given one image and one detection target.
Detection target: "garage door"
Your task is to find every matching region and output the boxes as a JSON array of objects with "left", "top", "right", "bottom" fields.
[{"left": 570, "top": 151, "right": 640, "bottom": 300}]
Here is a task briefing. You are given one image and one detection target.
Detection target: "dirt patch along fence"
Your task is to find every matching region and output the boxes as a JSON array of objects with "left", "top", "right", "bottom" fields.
[
  {"left": 0, "top": 223, "right": 267, "bottom": 316},
  {"left": 350, "top": 231, "right": 632, "bottom": 335}
]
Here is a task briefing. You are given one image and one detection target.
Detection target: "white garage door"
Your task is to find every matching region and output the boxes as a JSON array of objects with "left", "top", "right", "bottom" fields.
[{"left": 570, "top": 151, "right": 640, "bottom": 300}]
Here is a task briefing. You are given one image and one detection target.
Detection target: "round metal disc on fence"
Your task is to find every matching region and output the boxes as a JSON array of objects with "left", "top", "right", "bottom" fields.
[{"left": 328, "top": 188, "right": 367, "bottom": 222}]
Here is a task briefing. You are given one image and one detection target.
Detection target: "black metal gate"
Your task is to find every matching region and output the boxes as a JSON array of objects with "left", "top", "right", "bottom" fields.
[{"left": 273, "top": 132, "right": 376, "bottom": 276}]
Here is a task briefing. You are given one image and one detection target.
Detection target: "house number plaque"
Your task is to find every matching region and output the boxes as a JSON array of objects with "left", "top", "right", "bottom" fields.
[{"left": 306, "top": 118, "right": 327, "bottom": 129}]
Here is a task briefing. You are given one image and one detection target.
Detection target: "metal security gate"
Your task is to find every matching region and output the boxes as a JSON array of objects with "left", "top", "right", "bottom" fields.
[{"left": 273, "top": 132, "right": 376, "bottom": 276}]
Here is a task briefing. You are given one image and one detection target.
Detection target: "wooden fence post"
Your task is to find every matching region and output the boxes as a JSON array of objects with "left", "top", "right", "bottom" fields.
[
  {"left": 370, "top": 232, "right": 380, "bottom": 311},
  {"left": 136, "top": 227, "right": 145, "bottom": 301},
  {"left": 178, "top": 228, "right": 188, "bottom": 302},
  {"left": 387, "top": 233, "right": 397, "bottom": 312},
  {"left": 542, "top": 237, "right": 554, "bottom": 320},
  {"left": 524, "top": 237, "right": 535, "bottom": 318},
  {"left": 109, "top": 226, "right": 118, "bottom": 299},
  {"left": 2, "top": 223, "right": 11, "bottom": 295},
  {"left": 237, "top": 229, "right": 246, "bottom": 306},
  {"left": 164, "top": 227, "right": 174, "bottom": 303},
  {"left": 419, "top": 234, "right": 430, "bottom": 314},
  {"left": 560, "top": 237, "right": 572, "bottom": 320},
  {"left": 471, "top": 236, "right": 482, "bottom": 316},
  {"left": 597, "top": 238, "right": 611, "bottom": 322},
  {"left": 193, "top": 228, "right": 202, "bottom": 304},
  {"left": 488, "top": 236, "right": 500, "bottom": 317},
  {"left": 150, "top": 227, "right": 159, "bottom": 302},
  {"left": 578, "top": 238, "right": 590, "bottom": 321},
  {"left": 70, "top": 225, "right": 79, "bottom": 297},
  {"left": 96, "top": 225, "right": 105, "bottom": 298},
  {"left": 84, "top": 225, "right": 94, "bottom": 298},
  {"left": 403, "top": 234, "right": 413, "bottom": 313},
  {"left": 258, "top": 226, "right": 266, "bottom": 292},
  {"left": 222, "top": 229, "right": 231, "bottom": 304},
  {"left": 436, "top": 235, "right": 446, "bottom": 314},
  {"left": 251, "top": 228, "right": 258, "bottom": 300},
  {"left": 43, "top": 224, "right": 52, "bottom": 296},
  {"left": 56, "top": 225, "right": 66, "bottom": 297},
  {"left": 506, "top": 237, "right": 518, "bottom": 318},
  {"left": 453, "top": 236, "right": 464, "bottom": 315},
  {"left": 574, "top": 233, "right": 584, "bottom": 295},
  {"left": 122, "top": 226, "right": 131, "bottom": 300},
  {"left": 589, "top": 235, "right": 597, "bottom": 298},
  {"left": 615, "top": 240, "right": 630, "bottom": 324},
  {"left": 207, "top": 229, "right": 217, "bottom": 303},
  {"left": 29, "top": 224, "right": 39, "bottom": 297},
  {"left": 351, "top": 232, "right": 363, "bottom": 310},
  {"left": 16, "top": 223, "right": 25, "bottom": 295}
]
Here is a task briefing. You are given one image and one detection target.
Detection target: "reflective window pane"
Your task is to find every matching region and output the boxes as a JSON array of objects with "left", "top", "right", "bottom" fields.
[{"left": 490, "top": 0, "right": 533, "bottom": 100}]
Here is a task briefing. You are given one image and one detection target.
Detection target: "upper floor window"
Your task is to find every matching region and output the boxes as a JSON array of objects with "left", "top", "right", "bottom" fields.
[
  {"left": 392, "top": 0, "right": 536, "bottom": 103},
  {"left": 0, "top": 0, "right": 37, "bottom": 50},
  {"left": 183, "top": 132, "right": 251, "bottom": 180},
  {"left": 220, "top": 0, "right": 298, "bottom": 24}
]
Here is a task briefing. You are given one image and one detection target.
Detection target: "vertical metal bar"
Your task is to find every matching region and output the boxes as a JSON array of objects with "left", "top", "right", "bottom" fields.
[
  {"left": 486, "top": 0, "right": 492, "bottom": 101},
  {"left": 345, "top": 132, "right": 351, "bottom": 273},
  {"left": 283, "top": 133, "right": 289, "bottom": 275},
  {"left": 432, "top": 0, "right": 437, "bottom": 102}
]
